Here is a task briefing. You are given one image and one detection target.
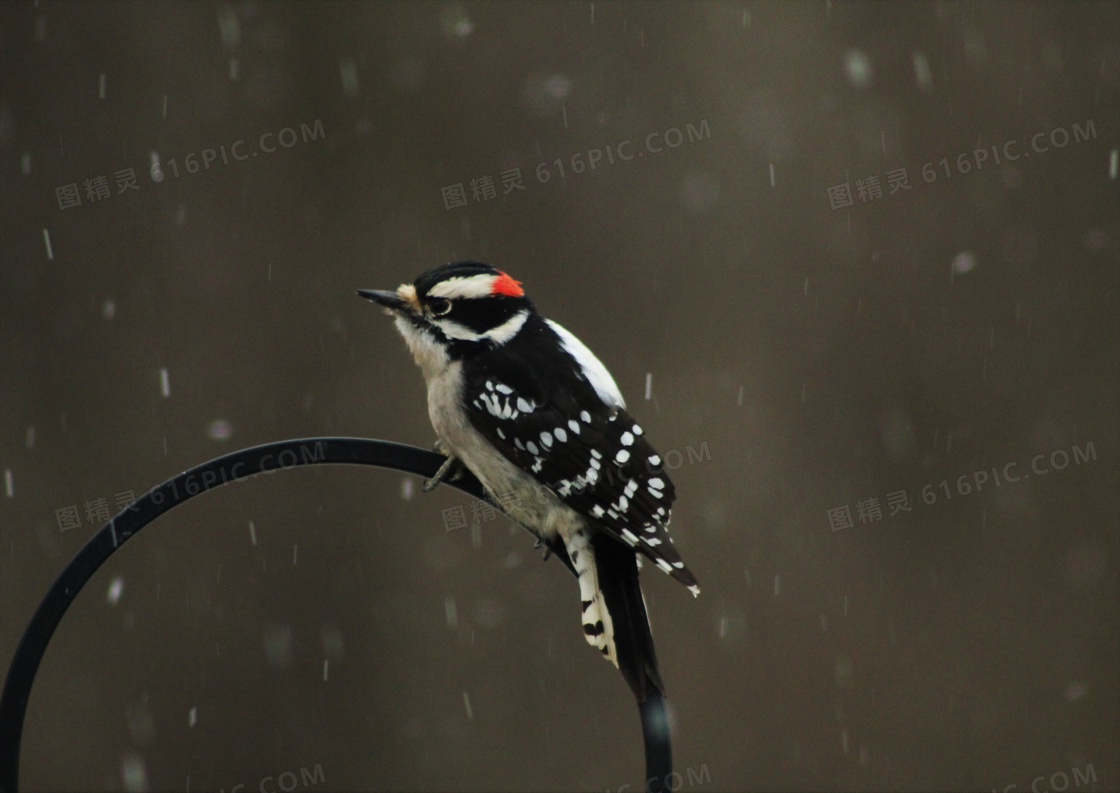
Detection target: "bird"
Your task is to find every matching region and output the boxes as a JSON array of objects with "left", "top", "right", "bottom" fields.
[{"left": 358, "top": 260, "right": 698, "bottom": 701}]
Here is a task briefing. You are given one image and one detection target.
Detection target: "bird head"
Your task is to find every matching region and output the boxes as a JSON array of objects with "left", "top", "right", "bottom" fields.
[{"left": 359, "top": 261, "right": 536, "bottom": 364}]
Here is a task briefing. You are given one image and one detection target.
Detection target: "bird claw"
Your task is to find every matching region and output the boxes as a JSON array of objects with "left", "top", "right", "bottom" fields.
[
  {"left": 423, "top": 454, "right": 463, "bottom": 492},
  {"left": 531, "top": 537, "right": 552, "bottom": 562}
]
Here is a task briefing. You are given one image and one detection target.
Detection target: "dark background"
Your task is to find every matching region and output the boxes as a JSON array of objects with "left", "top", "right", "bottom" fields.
[{"left": 1, "top": 2, "right": 1117, "bottom": 791}]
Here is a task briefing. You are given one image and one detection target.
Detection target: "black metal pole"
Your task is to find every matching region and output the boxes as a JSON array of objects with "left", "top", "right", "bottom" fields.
[{"left": 0, "top": 437, "right": 671, "bottom": 792}]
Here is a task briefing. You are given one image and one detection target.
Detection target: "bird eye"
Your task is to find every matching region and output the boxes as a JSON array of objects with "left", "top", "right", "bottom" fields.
[{"left": 428, "top": 298, "right": 452, "bottom": 316}]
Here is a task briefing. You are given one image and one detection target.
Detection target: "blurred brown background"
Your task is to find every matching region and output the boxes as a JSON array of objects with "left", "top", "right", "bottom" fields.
[{"left": 1, "top": 2, "right": 1117, "bottom": 791}]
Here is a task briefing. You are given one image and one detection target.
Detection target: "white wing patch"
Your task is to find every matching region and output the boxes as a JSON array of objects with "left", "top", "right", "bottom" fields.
[
  {"left": 462, "top": 373, "right": 700, "bottom": 596},
  {"left": 545, "top": 319, "right": 625, "bottom": 408}
]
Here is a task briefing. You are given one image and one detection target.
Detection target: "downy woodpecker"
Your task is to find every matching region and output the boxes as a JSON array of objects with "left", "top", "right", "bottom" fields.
[{"left": 359, "top": 261, "right": 698, "bottom": 700}]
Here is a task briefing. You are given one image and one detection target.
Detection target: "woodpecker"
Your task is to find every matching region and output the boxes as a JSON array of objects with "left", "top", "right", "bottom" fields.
[{"left": 358, "top": 261, "right": 698, "bottom": 700}]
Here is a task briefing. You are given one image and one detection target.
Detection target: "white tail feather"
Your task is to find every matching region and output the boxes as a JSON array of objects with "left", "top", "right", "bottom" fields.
[{"left": 566, "top": 530, "right": 618, "bottom": 668}]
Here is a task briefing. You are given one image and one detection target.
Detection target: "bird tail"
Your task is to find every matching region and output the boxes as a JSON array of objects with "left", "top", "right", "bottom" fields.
[{"left": 565, "top": 529, "right": 665, "bottom": 701}]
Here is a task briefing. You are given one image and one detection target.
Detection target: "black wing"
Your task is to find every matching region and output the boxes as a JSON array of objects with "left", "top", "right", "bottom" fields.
[{"left": 462, "top": 369, "right": 699, "bottom": 594}]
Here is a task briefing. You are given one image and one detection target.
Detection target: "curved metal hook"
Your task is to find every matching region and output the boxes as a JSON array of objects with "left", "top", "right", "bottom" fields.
[{"left": 0, "top": 437, "right": 670, "bottom": 791}]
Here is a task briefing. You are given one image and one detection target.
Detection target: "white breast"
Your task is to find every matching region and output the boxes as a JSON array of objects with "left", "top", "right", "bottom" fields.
[
  {"left": 425, "top": 360, "right": 583, "bottom": 543},
  {"left": 392, "top": 312, "right": 585, "bottom": 542}
]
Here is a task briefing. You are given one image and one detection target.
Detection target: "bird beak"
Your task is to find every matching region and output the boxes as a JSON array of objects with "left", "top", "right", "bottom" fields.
[{"left": 357, "top": 289, "right": 407, "bottom": 312}]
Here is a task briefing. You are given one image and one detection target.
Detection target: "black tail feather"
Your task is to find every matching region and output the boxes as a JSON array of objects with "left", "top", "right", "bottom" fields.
[
  {"left": 590, "top": 532, "right": 665, "bottom": 701},
  {"left": 592, "top": 533, "right": 673, "bottom": 782}
]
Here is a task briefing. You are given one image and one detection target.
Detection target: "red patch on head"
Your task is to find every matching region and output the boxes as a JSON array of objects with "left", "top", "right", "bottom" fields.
[{"left": 491, "top": 271, "right": 524, "bottom": 297}]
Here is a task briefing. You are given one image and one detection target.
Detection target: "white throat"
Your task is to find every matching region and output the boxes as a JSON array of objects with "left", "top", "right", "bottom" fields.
[{"left": 393, "top": 314, "right": 450, "bottom": 383}]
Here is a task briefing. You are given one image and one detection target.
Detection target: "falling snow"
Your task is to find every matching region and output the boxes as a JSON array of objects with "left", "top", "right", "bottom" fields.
[
  {"left": 107, "top": 577, "right": 124, "bottom": 605},
  {"left": 206, "top": 419, "right": 232, "bottom": 440},
  {"left": 2, "top": 8, "right": 1112, "bottom": 790},
  {"left": 843, "top": 49, "right": 872, "bottom": 88},
  {"left": 952, "top": 250, "right": 977, "bottom": 275}
]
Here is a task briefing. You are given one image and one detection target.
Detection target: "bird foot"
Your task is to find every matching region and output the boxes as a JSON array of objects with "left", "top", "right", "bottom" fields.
[
  {"left": 423, "top": 454, "right": 463, "bottom": 492},
  {"left": 531, "top": 537, "right": 552, "bottom": 562}
]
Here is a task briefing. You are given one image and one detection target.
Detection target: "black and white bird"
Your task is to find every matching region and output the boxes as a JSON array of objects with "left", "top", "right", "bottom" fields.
[{"left": 358, "top": 261, "right": 698, "bottom": 700}]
